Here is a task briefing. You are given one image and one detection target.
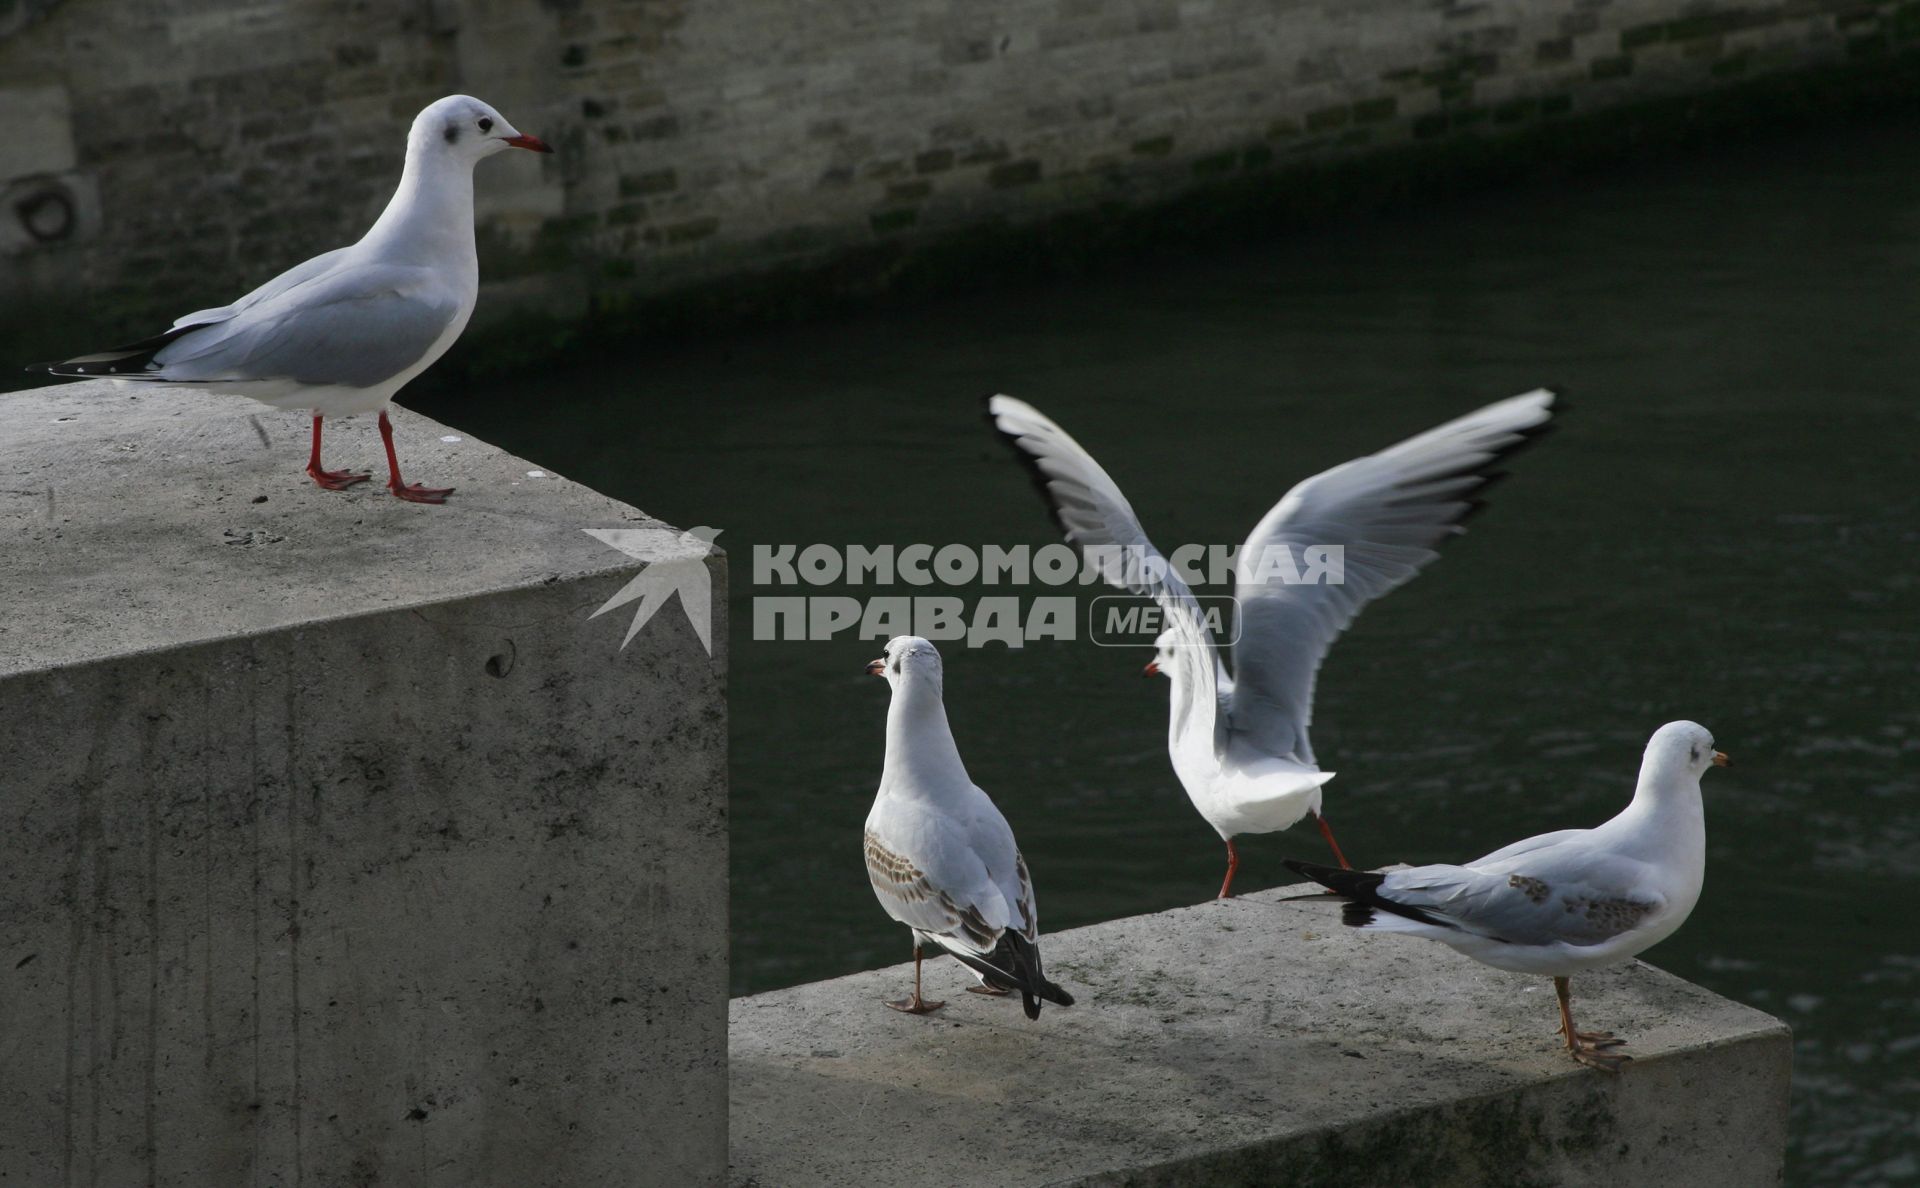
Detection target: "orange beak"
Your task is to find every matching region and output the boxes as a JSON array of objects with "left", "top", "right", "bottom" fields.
[
  {"left": 504, "top": 134, "right": 554, "bottom": 154},
  {"left": 1142, "top": 660, "right": 1160, "bottom": 677},
  {"left": 1711, "top": 751, "right": 1731, "bottom": 768},
  {"left": 865, "top": 658, "right": 886, "bottom": 677}
]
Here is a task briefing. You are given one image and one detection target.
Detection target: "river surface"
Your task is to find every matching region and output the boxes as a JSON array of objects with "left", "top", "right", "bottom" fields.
[{"left": 431, "top": 117, "right": 1920, "bottom": 1187}]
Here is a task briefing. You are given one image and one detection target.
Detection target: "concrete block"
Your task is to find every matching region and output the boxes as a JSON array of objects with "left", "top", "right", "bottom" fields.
[
  {"left": 730, "top": 883, "right": 1789, "bottom": 1186},
  {"left": 0, "top": 383, "right": 728, "bottom": 1187}
]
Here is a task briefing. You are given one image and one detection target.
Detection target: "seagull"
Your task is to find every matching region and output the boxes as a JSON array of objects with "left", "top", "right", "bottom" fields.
[
  {"left": 31, "top": 95, "right": 553, "bottom": 504},
  {"left": 1285, "top": 721, "right": 1728, "bottom": 1071},
  {"left": 989, "top": 390, "right": 1556, "bottom": 898},
  {"left": 862, "top": 635, "right": 1076, "bottom": 1019}
]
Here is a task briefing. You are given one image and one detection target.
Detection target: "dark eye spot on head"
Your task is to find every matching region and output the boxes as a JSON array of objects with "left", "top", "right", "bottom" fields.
[
  {"left": 478, "top": 117, "right": 494, "bottom": 133},
  {"left": 891, "top": 657, "right": 902, "bottom": 675},
  {"left": 443, "top": 124, "right": 459, "bottom": 144},
  {"left": 1690, "top": 745, "right": 1700, "bottom": 761}
]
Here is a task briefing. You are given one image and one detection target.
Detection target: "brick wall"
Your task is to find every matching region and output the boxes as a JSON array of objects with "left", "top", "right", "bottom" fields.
[{"left": 0, "top": 0, "right": 1913, "bottom": 329}]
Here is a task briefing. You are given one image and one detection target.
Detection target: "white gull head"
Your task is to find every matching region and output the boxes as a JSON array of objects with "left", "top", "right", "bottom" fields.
[
  {"left": 866, "top": 635, "right": 944, "bottom": 689},
  {"left": 1641, "top": 720, "right": 1730, "bottom": 783},
  {"left": 1143, "top": 625, "right": 1186, "bottom": 680},
  {"left": 407, "top": 95, "right": 553, "bottom": 165}
]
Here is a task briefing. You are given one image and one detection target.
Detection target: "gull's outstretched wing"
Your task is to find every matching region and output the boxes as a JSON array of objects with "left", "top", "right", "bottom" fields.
[
  {"left": 1229, "top": 390, "right": 1556, "bottom": 764},
  {"left": 987, "top": 394, "right": 1227, "bottom": 757}
]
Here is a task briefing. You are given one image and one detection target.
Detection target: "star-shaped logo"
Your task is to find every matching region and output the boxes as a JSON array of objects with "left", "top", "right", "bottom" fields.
[{"left": 581, "top": 526, "right": 722, "bottom": 654}]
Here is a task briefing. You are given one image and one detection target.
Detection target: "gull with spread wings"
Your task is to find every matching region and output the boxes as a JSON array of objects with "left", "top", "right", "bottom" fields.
[{"left": 989, "top": 390, "right": 1555, "bottom": 898}]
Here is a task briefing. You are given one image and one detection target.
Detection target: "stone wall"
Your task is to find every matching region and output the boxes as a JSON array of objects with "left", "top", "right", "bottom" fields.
[{"left": 0, "top": 0, "right": 1915, "bottom": 333}]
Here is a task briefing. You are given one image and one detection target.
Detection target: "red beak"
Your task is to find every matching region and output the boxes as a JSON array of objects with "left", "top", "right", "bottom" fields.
[
  {"left": 504, "top": 134, "right": 554, "bottom": 154},
  {"left": 1142, "top": 660, "right": 1160, "bottom": 677}
]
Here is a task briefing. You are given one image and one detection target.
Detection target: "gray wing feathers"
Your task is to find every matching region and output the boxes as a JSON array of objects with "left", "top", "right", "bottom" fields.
[
  {"left": 1381, "top": 851, "right": 1662, "bottom": 947},
  {"left": 864, "top": 794, "right": 1033, "bottom": 957},
  {"left": 154, "top": 261, "right": 459, "bottom": 389},
  {"left": 1469, "top": 827, "right": 1588, "bottom": 866},
  {"left": 170, "top": 246, "right": 353, "bottom": 330},
  {"left": 987, "top": 396, "right": 1188, "bottom": 598},
  {"left": 965, "top": 798, "right": 1037, "bottom": 940},
  {"left": 1228, "top": 390, "right": 1555, "bottom": 762},
  {"left": 864, "top": 829, "right": 988, "bottom": 947},
  {"left": 988, "top": 395, "right": 1229, "bottom": 754}
]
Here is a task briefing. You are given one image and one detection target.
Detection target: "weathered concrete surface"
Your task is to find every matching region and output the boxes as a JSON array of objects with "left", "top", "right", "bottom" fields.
[
  {"left": 0, "top": 382, "right": 728, "bottom": 1186},
  {"left": 731, "top": 885, "right": 1789, "bottom": 1187}
]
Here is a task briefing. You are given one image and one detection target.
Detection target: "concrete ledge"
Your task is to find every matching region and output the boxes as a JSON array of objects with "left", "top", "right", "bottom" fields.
[
  {"left": 730, "top": 886, "right": 1789, "bottom": 1187},
  {"left": 0, "top": 383, "right": 693, "bottom": 675},
  {"left": 1, "top": 384, "right": 728, "bottom": 1186}
]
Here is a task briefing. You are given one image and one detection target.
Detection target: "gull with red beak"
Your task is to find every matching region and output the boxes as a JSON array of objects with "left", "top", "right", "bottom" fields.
[
  {"left": 33, "top": 96, "right": 554, "bottom": 504},
  {"left": 990, "top": 390, "right": 1556, "bottom": 898}
]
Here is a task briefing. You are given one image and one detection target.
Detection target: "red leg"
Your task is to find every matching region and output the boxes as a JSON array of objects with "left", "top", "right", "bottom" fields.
[
  {"left": 885, "top": 945, "right": 945, "bottom": 1015},
  {"left": 1555, "top": 975, "right": 1629, "bottom": 1071},
  {"left": 1315, "top": 811, "right": 1353, "bottom": 870},
  {"left": 379, "top": 410, "right": 454, "bottom": 504},
  {"left": 1217, "top": 837, "right": 1240, "bottom": 899},
  {"left": 304, "top": 414, "right": 370, "bottom": 490}
]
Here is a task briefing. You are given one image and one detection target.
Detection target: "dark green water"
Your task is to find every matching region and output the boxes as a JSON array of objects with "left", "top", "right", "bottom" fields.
[{"left": 431, "top": 120, "right": 1919, "bottom": 1186}]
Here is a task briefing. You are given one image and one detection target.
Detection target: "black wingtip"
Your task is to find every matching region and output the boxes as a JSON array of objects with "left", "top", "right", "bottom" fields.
[
  {"left": 983, "top": 392, "right": 1077, "bottom": 544},
  {"left": 1282, "top": 858, "right": 1380, "bottom": 898},
  {"left": 960, "top": 930, "right": 1076, "bottom": 1019},
  {"left": 1389, "top": 389, "right": 1563, "bottom": 532},
  {"left": 1283, "top": 858, "right": 1457, "bottom": 932},
  {"left": 1020, "top": 981, "right": 1075, "bottom": 1017},
  {"left": 35, "top": 322, "right": 209, "bottom": 382}
]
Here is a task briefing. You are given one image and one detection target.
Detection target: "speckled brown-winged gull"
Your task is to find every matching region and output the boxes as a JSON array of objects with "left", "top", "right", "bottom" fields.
[{"left": 861, "top": 635, "right": 1075, "bottom": 1019}]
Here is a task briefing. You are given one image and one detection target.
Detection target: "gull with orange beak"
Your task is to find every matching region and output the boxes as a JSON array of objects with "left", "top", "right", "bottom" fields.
[
  {"left": 989, "top": 390, "right": 1556, "bottom": 898},
  {"left": 33, "top": 96, "right": 554, "bottom": 503},
  {"left": 1286, "top": 721, "right": 1729, "bottom": 1071}
]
